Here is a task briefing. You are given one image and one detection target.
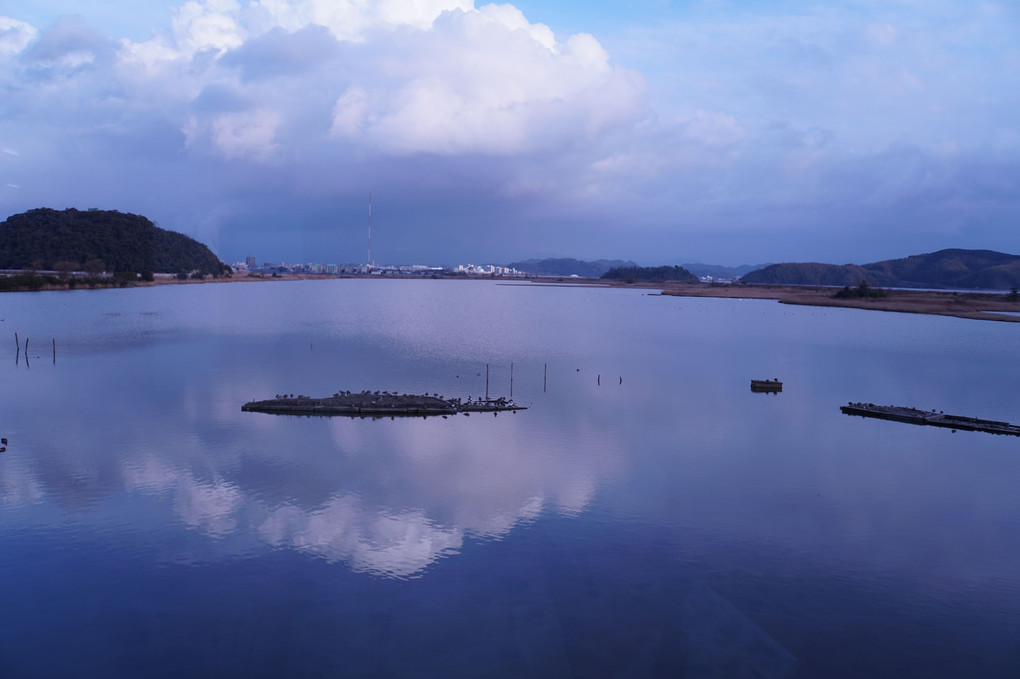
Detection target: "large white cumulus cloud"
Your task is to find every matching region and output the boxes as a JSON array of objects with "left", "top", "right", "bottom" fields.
[
  {"left": 13, "top": 0, "right": 642, "bottom": 162},
  {"left": 328, "top": 8, "right": 642, "bottom": 155}
]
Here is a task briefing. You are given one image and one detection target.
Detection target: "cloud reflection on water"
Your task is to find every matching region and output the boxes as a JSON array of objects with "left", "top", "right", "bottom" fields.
[{"left": 1, "top": 357, "right": 624, "bottom": 578}]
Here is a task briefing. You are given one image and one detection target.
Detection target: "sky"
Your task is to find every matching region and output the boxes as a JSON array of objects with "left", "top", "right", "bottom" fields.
[{"left": 0, "top": 1, "right": 1018, "bottom": 267}]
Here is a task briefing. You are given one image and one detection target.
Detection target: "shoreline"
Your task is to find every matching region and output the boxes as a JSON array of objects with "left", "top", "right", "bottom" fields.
[
  {"left": 657, "top": 282, "right": 1020, "bottom": 323},
  {"left": 4, "top": 270, "right": 1019, "bottom": 322}
]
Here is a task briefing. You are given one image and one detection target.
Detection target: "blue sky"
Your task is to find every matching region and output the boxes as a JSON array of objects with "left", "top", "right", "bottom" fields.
[{"left": 1, "top": 1, "right": 1018, "bottom": 266}]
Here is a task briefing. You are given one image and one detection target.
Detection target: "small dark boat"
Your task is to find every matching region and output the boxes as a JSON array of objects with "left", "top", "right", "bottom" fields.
[{"left": 751, "top": 379, "right": 782, "bottom": 393}]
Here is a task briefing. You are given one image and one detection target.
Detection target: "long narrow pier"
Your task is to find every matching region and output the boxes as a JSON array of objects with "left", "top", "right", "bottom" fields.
[
  {"left": 242, "top": 391, "right": 525, "bottom": 417},
  {"left": 840, "top": 402, "right": 1020, "bottom": 436}
]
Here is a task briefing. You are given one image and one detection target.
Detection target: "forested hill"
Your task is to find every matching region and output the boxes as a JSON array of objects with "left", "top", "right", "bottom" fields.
[
  {"left": 601, "top": 265, "right": 699, "bottom": 283},
  {"left": 739, "top": 262, "right": 877, "bottom": 287},
  {"left": 863, "top": 249, "right": 1020, "bottom": 290},
  {"left": 741, "top": 249, "right": 1020, "bottom": 290},
  {"left": 0, "top": 208, "right": 230, "bottom": 276}
]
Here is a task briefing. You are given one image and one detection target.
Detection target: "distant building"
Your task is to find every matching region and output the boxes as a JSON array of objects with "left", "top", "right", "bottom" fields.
[{"left": 246, "top": 255, "right": 256, "bottom": 268}]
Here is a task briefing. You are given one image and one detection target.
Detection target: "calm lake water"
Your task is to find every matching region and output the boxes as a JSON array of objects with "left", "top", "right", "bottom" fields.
[{"left": 1, "top": 279, "right": 1018, "bottom": 678}]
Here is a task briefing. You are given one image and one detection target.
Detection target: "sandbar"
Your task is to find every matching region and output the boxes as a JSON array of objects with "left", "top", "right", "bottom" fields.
[{"left": 657, "top": 283, "right": 1020, "bottom": 323}]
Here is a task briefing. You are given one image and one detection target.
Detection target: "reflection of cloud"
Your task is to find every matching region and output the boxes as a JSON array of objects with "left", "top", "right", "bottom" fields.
[
  {"left": 260, "top": 496, "right": 464, "bottom": 577},
  {"left": 15, "top": 384, "right": 621, "bottom": 577},
  {"left": 0, "top": 458, "right": 45, "bottom": 506},
  {"left": 174, "top": 477, "right": 243, "bottom": 537},
  {"left": 0, "top": 322, "right": 625, "bottom": 578},
  {"left": 122, "top": 453, "right": 180, "bottom": 493},
  {"left": 144, "top": 406, "right": 618, "bottom": 575}
]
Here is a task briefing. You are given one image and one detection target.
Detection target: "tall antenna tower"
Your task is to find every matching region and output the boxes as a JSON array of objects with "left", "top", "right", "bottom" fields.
[{"left": 367, "top": 192, "right": 372, "bottom": 268}]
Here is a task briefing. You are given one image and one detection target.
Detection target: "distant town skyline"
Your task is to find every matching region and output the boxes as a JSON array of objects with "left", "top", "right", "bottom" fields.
[{"left": 1, "top": 1, "right": 1018, "bottom": 266}]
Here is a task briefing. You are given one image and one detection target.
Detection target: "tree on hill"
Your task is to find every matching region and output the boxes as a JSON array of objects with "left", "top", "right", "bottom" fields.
[
  {"left": 601, "top": 265, "right": 699, "bottom": 283},
  {"left": 0, "top": 208, "right": 231, "bottom": 276}
]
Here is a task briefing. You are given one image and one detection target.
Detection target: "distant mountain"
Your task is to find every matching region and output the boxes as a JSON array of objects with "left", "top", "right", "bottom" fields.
[
  {"left": 0, "top": 208, "right": 230, "bottom": 275},
  {"left": 740, "top": 262, "right": 878, "bottom": 286},
  {"left": 740, "top": 249, "right": 1020, "bottom": 290},
  {"left": 681, "top": 262, "right": 771, "bottom": 279},
  {"left": 863, "top": 249, "right": 1020, "bottom": 290},
  {"left": 601, "top": 265, "right": 699, "bottom": 283},
  {"left": 507, "top": 258, "right": 637, "bottom": 278}
]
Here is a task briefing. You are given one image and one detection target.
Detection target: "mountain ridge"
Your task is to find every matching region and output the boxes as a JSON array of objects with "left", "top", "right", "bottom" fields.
[{"left": 741, "top": 249, "right": 1020, "bottom": 290}]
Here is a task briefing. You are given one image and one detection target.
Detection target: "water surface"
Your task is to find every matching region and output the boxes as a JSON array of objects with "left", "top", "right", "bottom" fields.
[{"left": 1, "top": 279, "right": 1018, "bottom": 677}]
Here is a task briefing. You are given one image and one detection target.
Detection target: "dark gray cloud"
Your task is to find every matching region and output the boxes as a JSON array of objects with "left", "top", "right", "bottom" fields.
[
  {"left": 219, "top": 24, "right": 340, "bottom": 82},
  {"left": 22, "top": 15, "right": 117, "bottom": 69}
]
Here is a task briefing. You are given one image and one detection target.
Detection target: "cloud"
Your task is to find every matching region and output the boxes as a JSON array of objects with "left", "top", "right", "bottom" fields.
[
  {"left": 0, "top": 16, "right": 38, "bottom": 55},
  {"left": 864, "top": 22, "right": 898, "bottom": 48},
  {"left": 22, "top": 1, "right": 643, "bottom": 168},
  {"left": 172, "top": 0, "right": 247, "bottom": 55},
  {"left": 0, "top": 1, "right": 1017, "bottom": 265},
  {"left": 219, "top": 24, "right": 338, "bottom": 81},
  {"left": 324, "top": 10, "right": 643, "bottom": 155},
  {"left": 204, "top": 108, "right": 284, "bottom": 159},
  {"left": 22, "top": 15, "right": 117, "bottom": 70}
]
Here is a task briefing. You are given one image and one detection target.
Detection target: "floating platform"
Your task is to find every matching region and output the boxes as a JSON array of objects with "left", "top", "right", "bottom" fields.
[
  {"left": 241, "top": 391, "right": 525, "bottom": 418},
  {"left": 840, "top": 402, "right": 1020, "bottom": 436},
  {"left": 751, "top": 379, "right": 782, "bottom": 393}
]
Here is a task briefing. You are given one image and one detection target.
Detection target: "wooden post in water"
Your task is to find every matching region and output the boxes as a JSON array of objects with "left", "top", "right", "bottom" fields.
[
  {"left": 52, "top": 338, "right": 56, "bottom": 364},
  {"left": 598, "top": 374, "right": 601, "bottom": 386},
  {"left": 544, "top": 363, "right": 547, "bottom": 392},
  {"left": 15, "top": 332, "right": 19, "bottom": 351},
  {"left": 485, "top": 363, "right": 489, "bottom": 401}
]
